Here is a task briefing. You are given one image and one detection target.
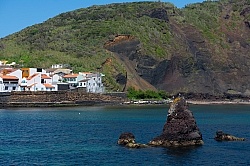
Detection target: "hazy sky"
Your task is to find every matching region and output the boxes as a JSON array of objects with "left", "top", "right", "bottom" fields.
[{"left": 0, "top": 0, "right": 204, "bottom": 38}]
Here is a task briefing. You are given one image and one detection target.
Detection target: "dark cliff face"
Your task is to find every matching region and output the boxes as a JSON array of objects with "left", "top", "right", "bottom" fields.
[
  {"left": 104, "top": 35, "right": 158, "bottom": 90},
  {"left": 105, "top": 2, "right": 250, "bottom": 96}
]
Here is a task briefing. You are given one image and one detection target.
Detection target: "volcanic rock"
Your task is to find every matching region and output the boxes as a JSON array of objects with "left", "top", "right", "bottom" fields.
[
  {"left": 117, "top": 132, "right": 148, "bottom": 148},
  {"left": 149, "top": 97, "right": 204, "bottom": 147},
  {"left": 149, "top": 8, "right": 169, "bottom": 22},
  {"left": 214, "top": 130, "right": 245, "bottom": 141}
]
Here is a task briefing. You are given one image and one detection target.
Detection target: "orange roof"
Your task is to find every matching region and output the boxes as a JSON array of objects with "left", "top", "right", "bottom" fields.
[
  {"left": 41, "top": 74, "right": 51, "bottom": 79},
  {"left": 0, "top": 75, "right": 19, "bottom": 80},
  {"left": 43, "top": 83, "right": 54, "bottom": 88},
  {"left": 27, "top": 73, "right": 39, "bottom": 80},
  {"left": 63, "top": 73, "right": 79, "bottom": 78},
  {"left": 1, "top": 68, "right": 17, "bottom": 74}
]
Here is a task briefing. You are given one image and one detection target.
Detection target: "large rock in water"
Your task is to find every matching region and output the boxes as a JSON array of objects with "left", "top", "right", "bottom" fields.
[{"left": 149, "top": 97, "right": 204, "bottom": 147}]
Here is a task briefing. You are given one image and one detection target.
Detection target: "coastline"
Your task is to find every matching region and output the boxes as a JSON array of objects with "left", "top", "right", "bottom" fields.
[
  {"left": 123, "top": 99, "right": 250, "bottom": 106},
  {"left": 187, "top": 100, "right": 250, "bottom": 105}
]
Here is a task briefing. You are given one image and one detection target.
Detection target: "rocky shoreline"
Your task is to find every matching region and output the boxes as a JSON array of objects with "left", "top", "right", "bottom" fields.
[
  {"left": 1, "top": 90, "right": 250, "bottom": 108},
  {"left": 123, "top": 99, "right": 250, "bottom": 106}
]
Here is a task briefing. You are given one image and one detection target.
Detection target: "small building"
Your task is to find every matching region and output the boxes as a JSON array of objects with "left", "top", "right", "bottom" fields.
[
  {"left": 0, "top": 75, "right": 19, "bottom": 92},
  {"left": 78, "top": 72, "right": 105, "bottom": 93},
  {"left": 23, "top": 72, "right": 56, "bottom": 91},
  {"left": 51, "top": 64, "right": 71, "bottom": 69},
  {"left": 21, "top": 68, "right": 46, "bottom": 78},
  {"left": 43, "top": 83, "right": 56, "bottom": 91},
  {"left": 62, "top": 73, "right": 84, "bottom": 90}
]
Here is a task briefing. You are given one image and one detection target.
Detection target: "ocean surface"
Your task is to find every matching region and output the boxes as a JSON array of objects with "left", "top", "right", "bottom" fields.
[{"left": 0, "top": 104, "right": 250, "bottom": 165}]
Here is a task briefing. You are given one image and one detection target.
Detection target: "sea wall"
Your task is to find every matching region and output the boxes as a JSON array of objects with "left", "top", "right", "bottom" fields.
[
  {"left": 0, "top": 91, "right": 126, "bottom": 107},
  {"left": 0, "top": 92, "right": 11, "bottom": 103}
]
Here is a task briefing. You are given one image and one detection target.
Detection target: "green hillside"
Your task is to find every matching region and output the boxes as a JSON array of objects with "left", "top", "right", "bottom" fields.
[{"left": 0, "top": 0, "right": 250, "bottom": 95}]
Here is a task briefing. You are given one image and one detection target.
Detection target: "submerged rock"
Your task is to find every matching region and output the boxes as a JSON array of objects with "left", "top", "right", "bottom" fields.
[
  {"left": 214, "top": 130, "right": 245, "bottom": 141},
  {"left": 149, "top": 97, "right": 204, "bottom": 147},
  {"left": 117, "top": 132, "right": 148, "bottom": 148}
]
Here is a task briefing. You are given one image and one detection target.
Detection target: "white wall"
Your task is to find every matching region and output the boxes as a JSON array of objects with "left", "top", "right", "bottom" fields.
[
  {"left": 0, "top": 78, "right": 4, "bottom": 92},
  {"left": 8, "top": 69, "right": 22, "bottom": 83},
  {"left": 29, "top": 68, "right": 46, "bottom": 76}
]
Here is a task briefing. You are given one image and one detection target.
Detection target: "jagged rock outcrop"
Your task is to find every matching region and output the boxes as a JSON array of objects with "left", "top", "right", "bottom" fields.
[
  {"left": 214, "top": 130, "right": 245, "bottom": 141},
  {"left": 149, "top": 8, "right": 169, "bottom": 22},
  {"left": 117, "top": 132, "right": 148, "bottom": 148},
  {"left": 149, "top": 97, "right": 204, "bottom": 147}
]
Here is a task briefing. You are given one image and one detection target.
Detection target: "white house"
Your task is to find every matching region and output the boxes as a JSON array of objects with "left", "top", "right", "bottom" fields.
[
  {"left": 7, "top": 68, "right": 22, "bottom": 84},
  {"left": 87, "top": 73, "right": 105, "bottom": 93},
  {"left": 17, "top": 71, "right": 56, "bottom": 91},
  {"left": 0, "top": 68, "right": 21, "bottom": 92},
  {"left": 77, "top": 72, "right": 105, "bottom": 93},
  {"left": 62, "top": 73, "right": 84, "bottom": 89},
  {"left": 51, "top": 64, "right": 71, "bottom": 69},
  {"left": 0, "top": 75, "right": 19, "bottom": 92},
  {"left": 0, "top": 77, "right": 5, "bottom": 92}
]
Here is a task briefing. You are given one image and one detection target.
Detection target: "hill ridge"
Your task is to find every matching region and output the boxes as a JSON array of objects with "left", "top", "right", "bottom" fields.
[{"left": 0, "top": 0, "right": 250, "bottom": 95}]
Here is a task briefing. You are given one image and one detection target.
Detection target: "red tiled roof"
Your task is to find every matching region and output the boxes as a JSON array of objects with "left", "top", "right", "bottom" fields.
[
  {"left": 0, "top": 68, "right": 17, "bottom": 73},
  {"left": 43, "top": 83, "right": 54, "bottom": 88},
  {"left": 0, "top": 75, "right": 19, "bottom": 80},
  {"left": 27, "top": 73, "right": 39, "bottom": 80},
  {"left": 63, "top": 73, "right": 79, "bottom": 78},
  {"left": 41, "top": 74, "right": 51, "bottom": 79}
]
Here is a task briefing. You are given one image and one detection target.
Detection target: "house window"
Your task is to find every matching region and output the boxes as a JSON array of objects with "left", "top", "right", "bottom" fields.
[
  {"left": 41, "top": 88, "right": 44, "bottom": 91},
  {"left": 13, "top": 87, "right": 16, "bottom": 91},
  {"left": 37, "top": 68, "right": 42, "bottom": 72},
  {"left": 50, "top": 88, "right": 52, "bottom": 91},
  {"left": 84, "top": 83, "right": 86, "bottom": 86},
  {"left": 5, "top": 86, "right": 8, "bottom": 90},
  {"left": 0, "top": 81, "right": 2, "bottom": 84},
  {"left": 93, "top": 83, "right": 95, "bottom": 86}
]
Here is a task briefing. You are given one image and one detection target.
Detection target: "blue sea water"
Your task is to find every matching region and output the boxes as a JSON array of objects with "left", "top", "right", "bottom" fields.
[{"left": 0, "top": 104, "right": 250, "bottom": 166}]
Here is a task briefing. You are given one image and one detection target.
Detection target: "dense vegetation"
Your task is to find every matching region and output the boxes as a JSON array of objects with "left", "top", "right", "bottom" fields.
[
  {"left": 0, "top": 0, "right": 249, "bottom": 93},
  {"left": 0, "top": 1, "right": 176, "bottom": 91},
  {"left": 127, "top": 87, "right": 169, "bottom": 100}
]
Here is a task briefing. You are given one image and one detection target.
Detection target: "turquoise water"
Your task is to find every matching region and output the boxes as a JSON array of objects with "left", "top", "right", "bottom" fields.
[{"left": 0, "top": 105, "right": 250, "bottom": 165}]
